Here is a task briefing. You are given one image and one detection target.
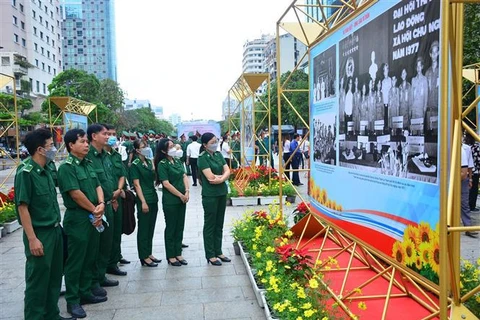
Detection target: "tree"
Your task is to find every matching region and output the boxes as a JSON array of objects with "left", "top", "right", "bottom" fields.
[
  {"left": 0, "top": 93, "right": 33, "bottom": 115},
  {"left": 463, "top": 4, "right": 480, "bottom": 109},
  {"left": 258, "top": 70, "right": 309, "bottom": 130},
  {"left": 118, "top": 108, "right": 174, "bottom": 135},
  {"left": 98, "top": 79, "right": 125, "bottom": 112}
]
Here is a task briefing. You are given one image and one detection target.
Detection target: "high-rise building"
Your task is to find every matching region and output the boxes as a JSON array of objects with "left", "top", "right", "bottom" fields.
[
  {"left": 0, "top": 0, "right": 64, "bottom": 109},
  {"left": 264, "top": 34, "right": 308, "bottom": 81},
  {"left": 305, "top": 0, "right": 342, "bottom": 23},
  {"left": 124, "top": 98, "right": 150, "bottom": 111},
  {"left": 152, "top": 105, "right": 164, "bottom": 120},
  {"left": 168, "top": 113, "right": 181, "bottom": 127},
  {"left": 62, "top": 0, "right": 117, "bottom": 81},
  {"left": 222, "top": 96, "right": 238, "bottom": 121},
  {"left": 242, "top": 34, "right": 273, "bottom": 74}
]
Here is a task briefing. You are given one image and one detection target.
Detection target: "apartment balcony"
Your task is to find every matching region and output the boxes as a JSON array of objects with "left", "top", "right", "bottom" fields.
[{"left": 12, "top": 64, "right": 28, "bottom": 75}]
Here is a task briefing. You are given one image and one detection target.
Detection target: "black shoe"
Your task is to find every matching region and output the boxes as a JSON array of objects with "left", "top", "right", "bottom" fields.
[
  {"left": 140, "top": 259, "right": 158, "bottom": 267},
  {"left": 149, "top": 256, "right": 162, "bottom": 263},
  {"left": 67, "top": 304, "right": 86, "bottom": 318},
  {"left": 60, "top": 316, "right": 77, "bottom": 320},
  {"left": 106, "top": 266, "right": 127, "bottom": 276},
  {"left": 181, "top": 243, "right": 189, "bottom": 248},
  {"left": 465, "top": 231, "right": 479, "bottom": 238},
  {"left": 207, "top": 258, "right": 222, "bottom": 266},
  {"left": 217, "top": 255, "right": 231, "bottom": 262},
  {"left": 119, "top": 258, "right": 131, "bottom": 264},
  {"left": 167, "top": 259, "right": 182, "bottom": 267},
  {"left": 59, "top": 289, "right": 66, "bottom": 296},
  {"left": 177, "top": 258, "right": 188, "bottom": 265},
  {"left": 80, "top": 295, "right": 108, "bottom": 305},
  {"left": 100, "top": 278, "right": 119, "bottom": 287},
  {"left": 91, "top": 286, "right": 107, "bottom": 297}
]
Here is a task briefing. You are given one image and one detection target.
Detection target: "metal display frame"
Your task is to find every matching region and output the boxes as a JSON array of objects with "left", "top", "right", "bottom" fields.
[{"left": 276, "top": 1, "right": 480, "bottom": 319}]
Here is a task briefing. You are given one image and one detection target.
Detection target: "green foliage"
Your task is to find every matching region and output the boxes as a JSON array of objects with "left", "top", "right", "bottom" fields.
[
  {"left": 20, "top": 80, "right": 31, "bottom": 93},
  {"left": 463, "top": 4, "right": 480, "bottom": 110},
  {"left": 259, "top": 70, "right": 309, "bottom": 130},
  {"left": 460, "top": 259, "right": 480, "bottom": 317},
  {"left": 0, "top": 203, "right": 17, "bottom": 225},
  {"left": 98, "top": 79, "right": 125, "bottom": 112},
  {"left": 0, "top": 93, "right": 33, "bottom": 113},
  {"left": 117, "top": 108, "right": 174, "bottom": 135}
]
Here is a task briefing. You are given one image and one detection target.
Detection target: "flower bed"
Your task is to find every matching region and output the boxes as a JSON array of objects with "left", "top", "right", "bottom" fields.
[
  {"left": 232, "top": 206, "right": 335, "bottom": 320},
  {"left": 0, "top": 188, "right": 18, "bottom": 231}
]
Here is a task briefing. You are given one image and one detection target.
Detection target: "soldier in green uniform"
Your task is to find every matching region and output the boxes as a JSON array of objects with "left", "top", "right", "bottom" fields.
[
  {"left": 198, "top": 132, "right": 231, "bottom": 266},
  {"left": 179, "top": 134, "right": 191, "bottom": 175},
  {"left": 230, "top": 132, "right": 241, "bottom": 169},
  {"left": 130, "top": 139, "right": 161, "bottom": 267},
  {"left": 154, "top": 138, "right": 189, "bottom": 266},
  {"left": 58, "top": 129, "right": 107, "bottom": 319},
  {"left": 14, "top": 129, "right": 73, "bottom": 320},
  {"left": 86, "top": 124, "right": 118, "bottom": 293},
  {"left": 122, "top": 134, "right": 135, "bottom": 187},
  {"left": 103, "top": 124, "right": 129, "bottom": 275}
]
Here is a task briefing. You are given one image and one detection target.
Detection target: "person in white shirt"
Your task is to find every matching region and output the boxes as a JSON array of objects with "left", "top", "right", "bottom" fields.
[
  {"left": 283, "top": 136, "right": 291, "bottom": 180},
  {"left": 219, "top": 133, "right": 232, "bottom": 168},
  {"left": 462, "top": 134, "right": 478, "bottom": 238},
  {"left": 186, "top": 136, "right": 201, "bottom": 186}
]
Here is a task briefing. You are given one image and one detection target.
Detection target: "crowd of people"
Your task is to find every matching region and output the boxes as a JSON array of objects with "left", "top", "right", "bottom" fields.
[
  {"left": 14, "top": 125, "right": 231, "bottom": 319},
  {"left": 461, "top": 132, "right": 480, "bottom": 240}
]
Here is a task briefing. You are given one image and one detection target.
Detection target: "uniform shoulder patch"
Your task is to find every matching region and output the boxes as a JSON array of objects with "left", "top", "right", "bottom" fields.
[
  {"left": 199, "top": 151, "right": 205, "bottom": 157},
  {"left": 65, "top": 157, "right": 73, "bottom": 165},
  {"left": 132, "top": 158, "right": 140, "bottom": 165},
  {"left": 22, "top": 164, "right": 33, "bottom": 172}
]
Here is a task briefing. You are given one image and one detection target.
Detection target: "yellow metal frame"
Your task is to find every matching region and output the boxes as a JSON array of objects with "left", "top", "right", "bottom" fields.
[
  {"left": 0, "top": 73, "right": 20, "bottom": 191},
  {"left": 227, "top": 74, "right": 272, "bottom": 184},
  {"left": 277, "top": 0, "right": 480, "bottom": 319},
  {"left": 48, "top": 96, "right": 97, "bottom": 154}
]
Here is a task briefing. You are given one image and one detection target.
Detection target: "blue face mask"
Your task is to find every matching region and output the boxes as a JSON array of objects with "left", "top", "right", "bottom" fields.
[{"left": 107, "top": 136, "right": 117, "bottom": 147}]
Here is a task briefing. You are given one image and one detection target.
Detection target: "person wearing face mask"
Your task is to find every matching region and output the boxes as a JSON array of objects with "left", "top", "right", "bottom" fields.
[
  {"left": 14, "top": 129, "right": 75, "bottom": 320},
  {"left": 154, "top": 139, "right": 190, "bottom": 266},
  {"left": 130, "top": 139, "right": 161, "bottom": 267},
  {"left": 103, "top": 124, "right": 129, "bottom": 276},
  {"left": 198, "top": 132, "right": 231, "bottom": 266}
]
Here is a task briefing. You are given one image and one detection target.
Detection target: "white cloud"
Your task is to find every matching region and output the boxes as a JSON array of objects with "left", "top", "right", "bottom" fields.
[{"left": 116, "top": 0, "right": 292, "bottom": 121}]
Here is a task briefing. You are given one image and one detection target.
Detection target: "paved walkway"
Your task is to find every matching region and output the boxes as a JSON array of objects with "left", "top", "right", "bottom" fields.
[{"left": 0, "top": 165, "right": 478, "bottom": 319}]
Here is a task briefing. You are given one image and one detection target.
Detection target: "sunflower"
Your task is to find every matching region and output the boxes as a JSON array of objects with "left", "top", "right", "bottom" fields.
[
  {"left": 392, "top": 241, "right": 406, "bottom": 265},
  {"left": 415, "top": 256, "right": 423, "bottom": 270},
  {"left": 417, "top": 222, "right": 433, "bottom": 244},
  {"left": 321, "top": 189, "right": 328, "bottom": 204},
  {"left": 402, "top": 238, "right": 417, "bottom": 266},
  {"left": 428, "top": 237, "right": 440, "bottom": 274},
  {"left": 403, "top": 225, "right": 419, "bottom": 246},
  {"left": 418, "top": 242, "right": 430, "bottom": 265}
]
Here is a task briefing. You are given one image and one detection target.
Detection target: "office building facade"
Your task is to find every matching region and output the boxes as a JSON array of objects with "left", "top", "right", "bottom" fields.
[
  {"left": 264, "top": 34, "right": 307, "bottom": 81},
  {"left": 62, "top": 0, "right": 117, "bottom": 81},
  {"left": 242, "top": 34, "right": 273, "bottom": 74}
]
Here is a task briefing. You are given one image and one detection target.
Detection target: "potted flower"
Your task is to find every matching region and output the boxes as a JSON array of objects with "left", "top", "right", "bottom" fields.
[
  {"left": 292, "top": 202, "right": 310, "bottom": 224},
  {"left": 283, "top": 184, "right": 297, "bottom": 203},
  {"left": 460, "top": 259, "right": 480, "bottom": 317},
  {"left": 0, "top": 187, "right": 20, "bottom": 234}
]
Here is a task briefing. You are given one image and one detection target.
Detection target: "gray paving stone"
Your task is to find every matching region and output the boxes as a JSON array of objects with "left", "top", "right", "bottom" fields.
[
  {"left": 204, "top": 300, "right": 266, "bottom": 320},
  {"left": 111, "top": 304, "right": 204, "bottom": 320},
  {"left": 160, "top": 287, "right": 244, "bottom": 305},
  {"left": 201, "top": 274, "right": 250, "bottom": 288}
]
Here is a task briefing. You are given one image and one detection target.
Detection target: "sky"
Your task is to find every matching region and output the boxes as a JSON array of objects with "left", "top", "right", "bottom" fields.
[{"left": 115, "top": 0, "right": 293, "bottom": 122}]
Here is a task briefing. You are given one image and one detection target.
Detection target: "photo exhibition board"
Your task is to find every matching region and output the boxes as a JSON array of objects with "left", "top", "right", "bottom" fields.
[{"left": 309, "top": 0, "right": 442, "bottom": 281}]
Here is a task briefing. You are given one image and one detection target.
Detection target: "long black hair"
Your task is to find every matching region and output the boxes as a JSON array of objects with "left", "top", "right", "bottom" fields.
[
  {"left": 220, "top": 133, "right": 228, "bottom": 151},
  {"left": 154, "top": 138, "right": 171, "bottom": 185},
  {"left": 200, "top": 132, "right": 216, "bottom": 153}
]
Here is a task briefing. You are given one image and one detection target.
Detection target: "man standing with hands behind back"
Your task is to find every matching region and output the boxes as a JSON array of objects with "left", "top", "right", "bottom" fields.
[
  {"left": 58, "top": 129, "right": 106, "bottom": 318},
  {"left": 15, "top": 129, "right": 74, "bottom": 320}
]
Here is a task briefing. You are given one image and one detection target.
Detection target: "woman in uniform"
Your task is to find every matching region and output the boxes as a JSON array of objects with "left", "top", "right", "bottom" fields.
[
  {"left": 155, "top": 138, "right": 190, "bottom": 267},
  {"left": 130, "top": 139, "right": 161, "bottom": 267},
  {"left": 198, "top": 132, "right": 231, "bottom": 266}
]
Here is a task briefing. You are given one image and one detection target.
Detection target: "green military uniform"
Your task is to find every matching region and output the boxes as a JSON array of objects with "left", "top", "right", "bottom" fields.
[
  {"left": 231, "top": 138, "right": 241, "bottom": 169},
  {"left": 46, "top": 159, "right": 58, "bottom": 187},
  {"left": 58, "top": 154, "right": 100, "bottom": 305},
  {"left": 181, "top": 139, "right": 191, "bottom": 175},
  {"left": 149, "top": 139, "right": 157, "bottom": 158},
  {"left": 15, "top": 157, "right": 63, "bottom": 320},
  {"left": 256, "top": 137, "right": 268, "bottom": 166},
  {"left": 107, "top": 148, "right": 127, "bottom": 269},
  {"left": 130, "top": 157, "right": 159, "bottom": 260},
  {"left": 86, "top": 145, "right": 115, "bottom": 289},
  {"left": 198, "top": 151, "right": 228, "bottom": 260},
  {"left": 122, "top": 140, "right": 134, "bottom": 187},
  {"left": 157, "top": 158, "right": 187, "bottom": 259}
]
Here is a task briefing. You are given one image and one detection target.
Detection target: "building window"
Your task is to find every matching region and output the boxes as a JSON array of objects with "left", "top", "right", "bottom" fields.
[
  {"left": 77, "top": 39, "right": 83, "bottom": 45},
  {"left": 53, "top": 54, "right": 55, "bottom": 61},
  {"left": 20, "top": 4, "right": 23, "bottom": 12},
  {"left": 48, "top": 65, "right": 51, "bottom": 73},
  {"left": 14, "top": 34, "right": 19, "bottom": 42},
  {"left": 33, "top": 27, "right": 37, "bottom": 35},
  {"left": 77, "top": 48, "right": 84, "bottom": 54},
  {"left": 12, "top": 0, "right": 16, "bottom": 6},
  {"left": 42, "top": 62, "right": 45, "bottom": 70},
  {"left": 52, "top": 40, "right": 55, "bottom": 47},
  {"left": 32, "top": 10, "right": 36, "bottom": 19},
  {"left": 53, "top": 68, "right": 56, "bottom": 76},
  {"left": 67, "top": 39, "right": 73, "bottom": 45},
  {"left": 43, "top": 83, "right": 46, "bottom": 94},
  {"left": 47, "top": 51, "right": 50, "bottom": 58},
  {"left": 46, "top": 21, "right": 48, "bottom": 28},
  {"left": 34, "top": 43, "right": 38, "bottom": 51},
  {"left": 46, "top": 36, "right": 49, "bottom": 44},
  {"left": 36, "top": 81, "right": 39, "bottom": 92},
  {"left": 21, "top": 21, "right": 25, "bottom": 29},
  {"left": 22, "top": 38, "right": 26, "bottom": 46},
  {"left": 50, "top": 11, "right": 53, "bottom": 18},
  {"left": 39, "top": 0, "right": 42, "bottom": 7},
  {"left": 13, "top": 16, "right": 17, "bottom": 25},
  {"left": 41, "top": 47, "right": 44, "bottom": 54},
  {"left": 77, "top": 30, "right": 83, "bottom": 37},
  {"left": 35, "top": 59, "right": 39, "bottom": 66},
  {"left": 51, "top": 26, "right": 54, "bottom": 33},
  {"left": 40, "top": 31, "right": 43, "bottom": 39},
  {"left": 39, "top": 16, "right": 43, "bottom": 24},
  {"left": 44, "top": 5, "right": 47, "bottom": 13},
  {"left": 1, "top": 57, "right": 10, "bottom": 66},
  {"left": 76, "top": 22, "right": 82, "bottom": 28}
]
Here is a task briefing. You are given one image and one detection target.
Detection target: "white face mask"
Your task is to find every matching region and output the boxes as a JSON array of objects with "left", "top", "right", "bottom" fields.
[
  {"left": 207, "top": 143, "right": 218, "bottom": 152},
  {"left": 139, "top": 148, "right": 150, "bottom": 157},
  {"left": 167, "top": 148, "right": 177, "bottom": 157},
  {"left": 175, "top": 149, "right": 184, "bottom": 158}
]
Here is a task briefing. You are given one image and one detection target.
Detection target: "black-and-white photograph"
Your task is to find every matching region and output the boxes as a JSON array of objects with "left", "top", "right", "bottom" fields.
[
  {"left": 312, "top": 44, "right": 337, "bottom": 103},
  {"left": 335, "top": 0, "right": 440, "bottom": 183},
  {"left": 313, "top": 113, "right": 337, "bottom": 165}
]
